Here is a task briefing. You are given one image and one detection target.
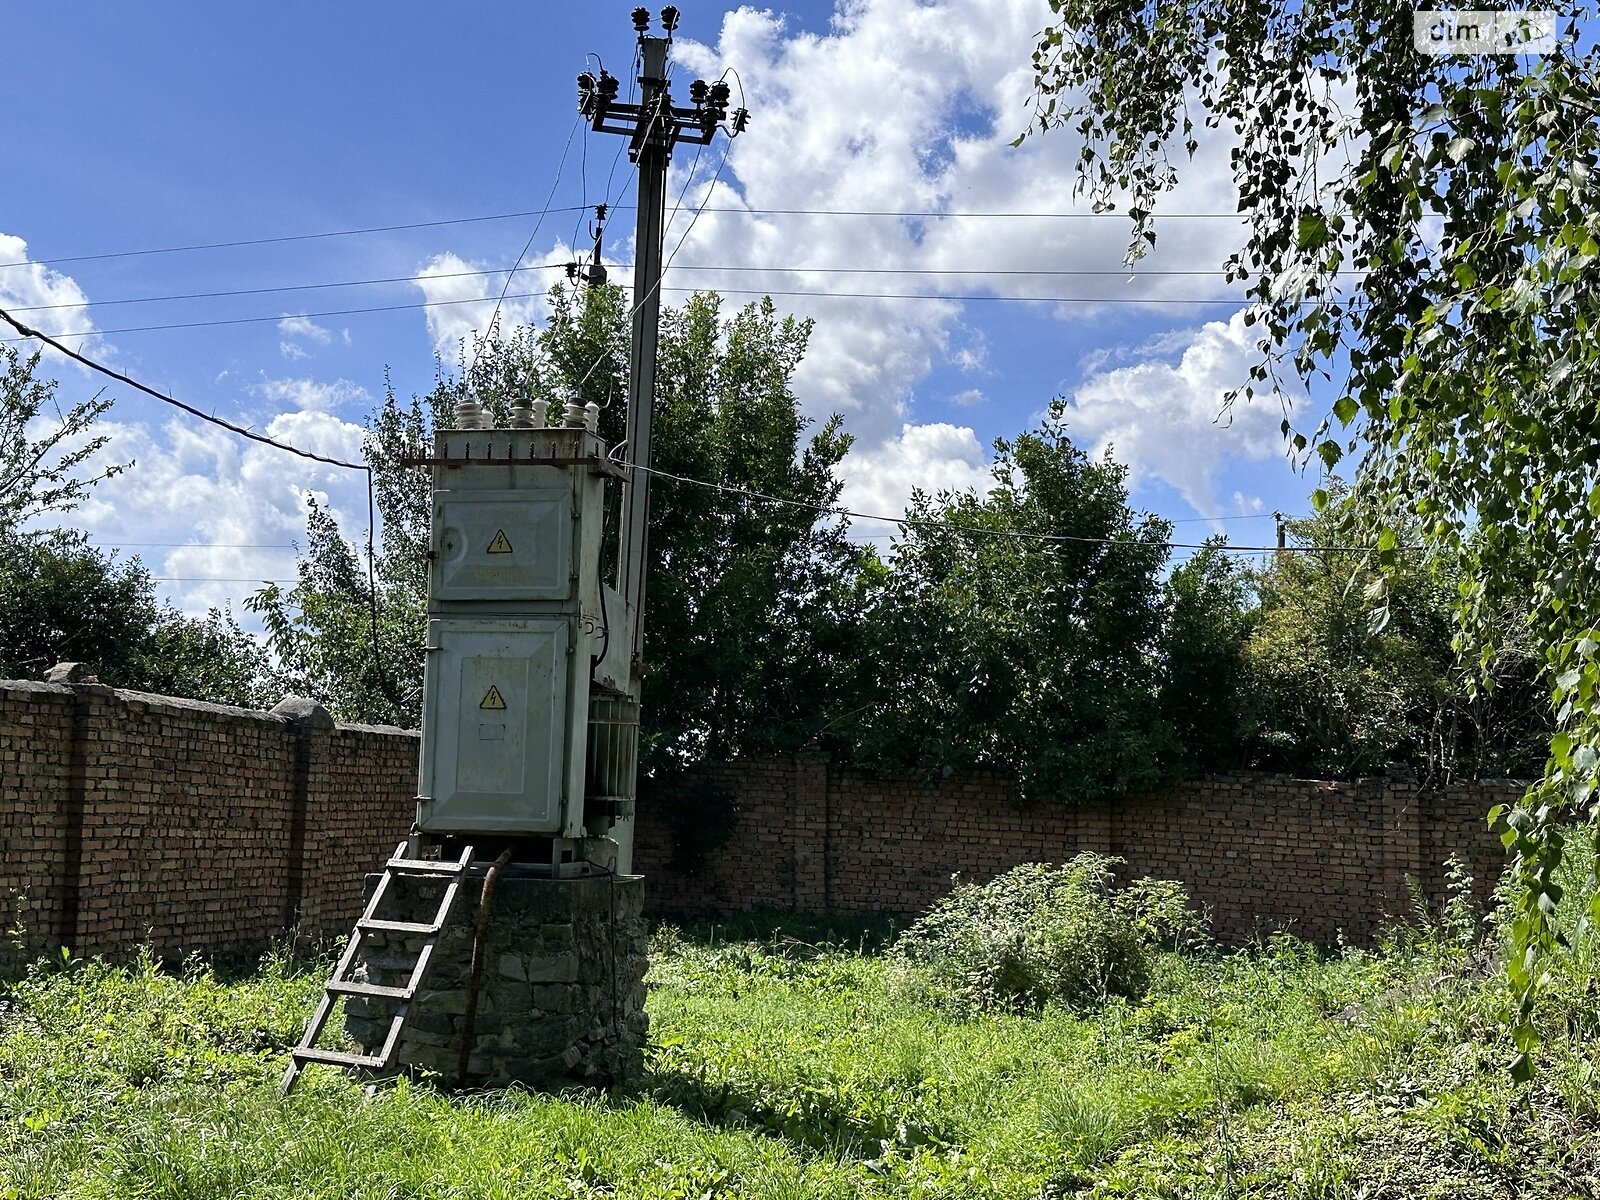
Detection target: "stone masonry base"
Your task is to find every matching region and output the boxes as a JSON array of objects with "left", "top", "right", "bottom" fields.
[{"left": 343, "top": 868, "right": 647, "bottom": 1089}]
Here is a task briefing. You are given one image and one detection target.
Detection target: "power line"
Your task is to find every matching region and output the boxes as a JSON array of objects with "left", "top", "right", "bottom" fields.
[
  {"left": 0, "top": 305, "right": 367, "bottom": 471},
  {"left": 633, "top": 462, "right": 1379, "bottom": 554},
  {"left": 4, "top": 264, "right": 575, "bottom": 315},
  {"left": 4, "top": 263, "right": 1266, "bottom": 317},
  {"left": 2, "top": 286, "right": 1278, "bottom": 344},
  {"left": 94, "top": 541, "right": 299, "bottom": 549},
  {"left": 0, "top": 207, "right": 1250, "bottom": 272},
  {"left": 473, "top": 115, "right": 580, "bottom": 372},
  {"left": 0, "top": 303, "right": 402, "bottom": 709}
]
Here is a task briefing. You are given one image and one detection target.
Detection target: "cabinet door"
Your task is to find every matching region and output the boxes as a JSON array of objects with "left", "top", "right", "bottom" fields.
[
  {"left": 417, "top": 619, "right": 569, "bottom": 834},
  {"left": 431, "top": 488, "right": 573, "bottom": 602}
]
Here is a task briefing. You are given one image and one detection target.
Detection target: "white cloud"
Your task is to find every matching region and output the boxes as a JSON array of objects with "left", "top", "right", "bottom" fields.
[
  {"left": 277, "top": 314, "right": 351, "bottom": 360},
  {"left": 412, "top": 250, "right": 567, "bottom": 363},
  {"left": 63, "top": 400, "right": 369, "bottom": 620},
  {"left": 947, "top": 387, "right": 985, "bottom": 408},
  {"left": 257, "top": 376, "right": 369, "bottom": 413},
  {"left": 0, "top": 232, "right": 100, "bottom": 362},
  {"left": 837, "top": 421, "right": 993, "bottom": 539},
  {"left": 1062, "top": 308, "right": 1296, "bottom": 516},
  {"left": 277, "top": 314, "right": 333, "bottom": 344}
]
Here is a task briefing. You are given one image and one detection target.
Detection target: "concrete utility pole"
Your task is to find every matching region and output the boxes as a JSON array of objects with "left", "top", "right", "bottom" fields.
[{"left": 580, "top": 4, "right": 747, "bottom": 692}]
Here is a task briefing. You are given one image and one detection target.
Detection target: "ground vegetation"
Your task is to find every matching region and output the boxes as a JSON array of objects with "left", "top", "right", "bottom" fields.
[{"left": 1, "top": 836, "right": 1594, "bottom": 1198}]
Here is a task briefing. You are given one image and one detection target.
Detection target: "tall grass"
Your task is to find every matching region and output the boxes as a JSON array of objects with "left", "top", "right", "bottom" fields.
[{"left": 1, "top": 850, "right": 1595, "bottom": 1199}]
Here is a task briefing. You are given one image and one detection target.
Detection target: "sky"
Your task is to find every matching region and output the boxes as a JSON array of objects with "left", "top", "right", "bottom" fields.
[{"left": 0, "top": 0, "right": 1322, "bottom": 625}]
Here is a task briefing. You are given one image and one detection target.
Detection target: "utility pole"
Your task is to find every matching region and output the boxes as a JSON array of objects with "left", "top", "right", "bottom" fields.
[{"left": 580, "top": 5, "right": 747, "bottom": 692}]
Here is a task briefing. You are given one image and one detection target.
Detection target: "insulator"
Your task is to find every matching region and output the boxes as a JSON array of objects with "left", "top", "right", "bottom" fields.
[
  {"left": 598, "top": 71, "right": 620, "bottom": 101},
  {"left": 631, "top": 7, "right": 651, "bottom": 32},
  {"left": 578, "top": 71, "right": 596, "bottom": 93},
  {"left": 565, "top": 262, "right": 579, "bottom": 281},
  {"left": 709, "top": 80, "right": 731, "bottom": 107},
  {"left": 508, "top": 399, "right": 535, "bottom": 429},
  {"left": 732, "top": 107, "right": 750, "bottom": 134},
  {"left": 660, "top": 5, "right": 680, "bottom": 32},
  {"left": 689, "top": 78, "right": 708, "bottom": 105}
]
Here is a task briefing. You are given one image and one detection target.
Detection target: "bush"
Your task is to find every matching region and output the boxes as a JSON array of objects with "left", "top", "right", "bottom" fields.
[{"left": 887, "top": 856, "right": 1203, "bottom": 1013}]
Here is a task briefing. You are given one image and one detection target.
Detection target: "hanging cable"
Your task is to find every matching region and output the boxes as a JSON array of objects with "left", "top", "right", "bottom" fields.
[
  {"left": 626, "top": 461, "right": 1402, "bottom": 554},
  {"left": 468, "top": 113, "right": 583, "bottom": 376},
  {"left": 0, "top": 304, "right": 403, "bottom": 712},
  {"left": 0, "top": 204, "right": 1253, "bottom": 272}
]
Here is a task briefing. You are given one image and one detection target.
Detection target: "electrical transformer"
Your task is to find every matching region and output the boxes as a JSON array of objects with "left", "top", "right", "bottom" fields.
[{"left": 414, "top": 412, "right": 635, "bottom": 865}]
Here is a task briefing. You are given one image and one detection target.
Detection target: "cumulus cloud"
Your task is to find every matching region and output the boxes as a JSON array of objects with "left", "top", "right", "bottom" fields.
[
  {"left": 412, "top": 0, "right": 1245, "bottom": 457},
  {"left": 56, "top": 375, "right": 370, "bottom": 619},
  {"left": 1062, "top": 309, "right": 1296, "bottom": 516},
  {"left": 837, "top": 421, "right": 993, "bottom": 542},
  {"left": 257, "top": 376, "right": 369, "bottom": 413},
  {"left": 276, "top": 313, "right": 348, "bottom": 360},
  {"left": 0, "top": 232, "right": 100, "bottom": 361},
  {"left": 413, "top": 251, "right": 568, "bottom": 363}
]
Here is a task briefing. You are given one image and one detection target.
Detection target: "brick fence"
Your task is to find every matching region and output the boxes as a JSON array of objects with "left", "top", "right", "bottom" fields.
[
  {"left": 634, "top": 752, "right": 1519, "bottom": 944},
  {"left": 0, "top": 680, "right": 415, "bottom": 960},
  {"left": 0, "top": 679, "right": 1521, "bottom": 960}
]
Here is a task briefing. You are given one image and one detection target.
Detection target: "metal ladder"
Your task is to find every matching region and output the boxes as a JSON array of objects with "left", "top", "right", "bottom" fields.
[{"left": 280, "top": 841, "right": 474, "bottom": 1096}]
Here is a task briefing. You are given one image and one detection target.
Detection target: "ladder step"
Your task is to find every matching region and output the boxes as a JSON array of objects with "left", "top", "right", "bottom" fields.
[
  {"left": 357, "top": 918, "right": 443, "bottom": 934},
  {"left": 386, "top": 855, "right": 469, "bottom": 876},
  {"left": 291, "top": 1046, "right": 386, "bottom": 1069},
  {"left": 328, "top": 980, "right": 414, "bottom": 1000}
]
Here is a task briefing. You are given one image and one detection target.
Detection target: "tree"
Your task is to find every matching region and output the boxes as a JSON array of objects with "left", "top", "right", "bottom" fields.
[
  {"left": 1024, "top": 0, "right": 1600, "bottom": 1059},
  {"left": 1243, "top": 504, "right": 1548, "bottom": 781},
  {"left": 0, "top": 529, "right": 276, "bottom": 707},
  {"left": 251, "top": 284, "right": 869, "bottom": 776},
  {"left": 0, "top": 344, "right": 125, "bottom": 531},
  {"left": 849, "top": 398, "right": 1179, "bottom": 805},
  {"left": 1159, "top": 541, "right": 1255, "bottom": 776}
]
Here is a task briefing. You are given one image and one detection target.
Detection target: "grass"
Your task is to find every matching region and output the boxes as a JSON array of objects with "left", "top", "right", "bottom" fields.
[{"left": 1, "top": 847, "right": 1597, "bottom": 1198}]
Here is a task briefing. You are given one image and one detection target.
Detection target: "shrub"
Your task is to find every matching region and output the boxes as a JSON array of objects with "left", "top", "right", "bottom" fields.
[{"left": 887, "top": 856, "right": 1202, "bottom": 1013}]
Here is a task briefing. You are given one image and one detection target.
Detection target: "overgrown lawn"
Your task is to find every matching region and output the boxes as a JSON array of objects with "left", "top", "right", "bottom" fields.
[{"left": 2, "top": 864, "right": 1597, "bottom": 1198}]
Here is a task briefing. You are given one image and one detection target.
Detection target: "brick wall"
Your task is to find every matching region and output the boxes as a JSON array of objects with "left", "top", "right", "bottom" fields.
[
  {"left": 0, "top": 679, "right": 1522, "bottom": 960},
  {"left": 633, "top": 760, "right": 1521, "bottom": 945},
  {"left": 0, "top": 681, "right": 413, "bottom": 961}
]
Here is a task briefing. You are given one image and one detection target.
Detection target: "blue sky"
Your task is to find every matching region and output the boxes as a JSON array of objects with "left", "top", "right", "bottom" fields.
[{"left": 1, "top": 0, "right": 1318, "bottom": 622}]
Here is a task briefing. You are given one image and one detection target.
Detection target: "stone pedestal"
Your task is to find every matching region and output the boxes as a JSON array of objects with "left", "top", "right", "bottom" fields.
[{"left": 343, "top": 868, "right": 647, "bottom": 1089}]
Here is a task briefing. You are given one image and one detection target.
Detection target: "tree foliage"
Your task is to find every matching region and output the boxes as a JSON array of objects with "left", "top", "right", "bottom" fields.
[
  {"left": 1025, "top": 0, "right": 1600, "bottom": 1059},
  {"left": 1159, "top": 540, "right": 1255, "bottom": 775},
  {"left": 0, "top": 345, "right": 125, "bottom": 530},
  {"left": 1244, "top": 503, "right": 1548, "bottom": 781},
  {"left": 851, "top": 399, "right": 1178, "bottom": 804},
  {"left": 0, "top": 530, "right": 276, "bottom": 707}
]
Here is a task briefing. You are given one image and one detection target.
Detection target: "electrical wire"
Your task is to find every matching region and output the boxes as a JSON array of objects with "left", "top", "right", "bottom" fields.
[
  {"left": 628, "top": 461, "right": 1391, "bottom": 554},
  {"left": 0, "top": 207, "right": 1252, "bottom": 272},
  {"left": 1, "top": 287, "right": 1283, "bottom": 344},
  {"left": 0, "top": 304, "right": 403, "bottom": 711},
  {"left": 470, "top": 113, "right": 582, "bottom": 372}
]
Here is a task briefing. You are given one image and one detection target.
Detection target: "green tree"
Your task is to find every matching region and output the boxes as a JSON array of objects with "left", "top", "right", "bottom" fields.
[
  {"left": 1023, "top": 1, "right": 1598, "bottom": 1055},
  {"left": 0, "top": 530, "right": 276, "bottom": 707},
  {"left": 850, "top": 398, "right": 1178, "bottom": 805},
  {"left": 0, "top": 344, "right": 125, "bottom": 532},
  {"left": 1159, "top": 541, "right": 1255, "bottom": 775},
  {"left": 1243, "top": 505, "right": 1549, "bottom": 781},
  {"left": 251, "top": 284, "right": 868, "bottom": 775}
]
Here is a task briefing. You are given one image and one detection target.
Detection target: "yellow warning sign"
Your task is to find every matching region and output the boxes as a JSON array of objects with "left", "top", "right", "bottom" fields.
[
  {"left": 486, "top": 529, "right": 513, "bottom": 555},
  {"left": 479, "top": 685, "right": 507, "bottom": 710}
]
